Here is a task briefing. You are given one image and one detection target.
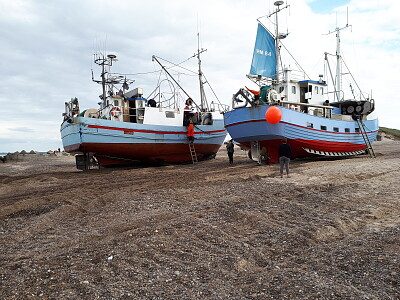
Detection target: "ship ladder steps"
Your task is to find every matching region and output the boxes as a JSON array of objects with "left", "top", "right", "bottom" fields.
[
  {"left": 356, "top": 118, "right": 376, "bottom": 158},
  {"left": 188, "top": 143, "right": 198, "bottom": 164}
]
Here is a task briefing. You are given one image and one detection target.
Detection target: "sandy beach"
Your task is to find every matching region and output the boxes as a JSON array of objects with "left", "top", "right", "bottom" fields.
[{"left": 0, "top": 139, "right": 399, "bottom": 299}]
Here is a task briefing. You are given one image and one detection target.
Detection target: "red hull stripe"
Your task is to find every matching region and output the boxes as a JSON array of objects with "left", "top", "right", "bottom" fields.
[
  {"left": 226, "top": 119, "right": 378, "bottom": 135},
  {"left": 87, "top": 124, "right": 226, "bottom": 135},
  {"left": 225, "top": 119, "right": 264, "bottom": 128}
]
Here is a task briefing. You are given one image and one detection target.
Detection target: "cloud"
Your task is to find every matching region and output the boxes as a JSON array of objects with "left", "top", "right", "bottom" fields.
[{"left": 8, "top": 127, "right": 35, "bottom": 133}]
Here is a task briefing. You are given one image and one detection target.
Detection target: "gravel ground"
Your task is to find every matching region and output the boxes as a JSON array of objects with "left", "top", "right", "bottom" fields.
[{"left": 0, "top": 139, "right": 399, "bottom": 299}]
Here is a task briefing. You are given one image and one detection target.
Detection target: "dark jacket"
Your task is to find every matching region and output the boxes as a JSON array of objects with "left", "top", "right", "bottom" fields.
[
  {"left": 226, "top": 142, "right": 234, "bottom": 153},
  {"left": 278, "top": 143, "right": 291, "bottom": 158}
]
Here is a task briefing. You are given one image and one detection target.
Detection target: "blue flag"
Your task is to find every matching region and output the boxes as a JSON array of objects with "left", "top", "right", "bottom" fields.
[{"left": 250, "top": 24, "right": 276, "bottom": 78}]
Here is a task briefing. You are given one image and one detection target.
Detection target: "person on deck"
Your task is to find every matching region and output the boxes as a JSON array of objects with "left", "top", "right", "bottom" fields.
[
  {"left": 187, "top": 121, "right": 195, "bottom": 143},
  {"left": 278, "top": 138, "right": 291, "bottom": 178},
  {"left": 147, "top": 99, "right": 157, "bottom": 107},
  {"left": 226, "top": 140, "right": 235, "bottom": 164},
  {"left": 184, "top": 98, "right": 193, "bottom": 110}
]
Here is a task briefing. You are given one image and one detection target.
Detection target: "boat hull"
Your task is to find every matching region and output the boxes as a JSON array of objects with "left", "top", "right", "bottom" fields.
[
  {"left": 224, "top": 105, "right": 378, "bottom": 162},
  {"left": 61, "top": 117, "right": 226, "bottom": 165}
]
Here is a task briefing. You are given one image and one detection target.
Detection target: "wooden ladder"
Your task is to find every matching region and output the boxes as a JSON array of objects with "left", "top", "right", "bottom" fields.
[
  {"left": 356, "top": 118, "right": 376, "bottom": 158},
  {"left": 188, "top": 143, "right": 198, "bottom": 164}
]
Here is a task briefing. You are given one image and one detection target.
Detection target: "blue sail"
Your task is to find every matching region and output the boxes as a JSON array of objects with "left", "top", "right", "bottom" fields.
[{"left": 250, "top": 23, "right": 276, "bottom": 78}]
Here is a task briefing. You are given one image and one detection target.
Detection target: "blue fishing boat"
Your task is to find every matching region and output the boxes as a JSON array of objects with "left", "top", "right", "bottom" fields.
[
  {"left": 224, "top": 1, "right": 378, "bottom": 163},
  {"left": 61, "top": 46, "right": 227, "bottom": 169}
]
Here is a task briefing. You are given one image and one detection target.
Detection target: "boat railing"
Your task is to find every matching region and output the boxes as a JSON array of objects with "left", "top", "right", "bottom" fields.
[
  {"left": 157, "top": 97, "right": 179, "bottom": 110},
  {"left": 278, "top": 100, "right": 334, "bottom": 118},
  {"left": 324, "top": 90, "right": 344, "bottom": 102},
  {"left": 210, "top": 101, "right": 230, "bottom": 113},
  {"left": 95, "top": 102, "right": 226, "bottom": 124},
  {"left": 288, "top": 70, "right": 308, "bottom": 82}
]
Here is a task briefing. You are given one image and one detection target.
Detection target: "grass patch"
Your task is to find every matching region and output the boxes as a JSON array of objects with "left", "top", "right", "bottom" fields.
[{"left": 379, "top": 127, "right": 400, "bottom": 139}]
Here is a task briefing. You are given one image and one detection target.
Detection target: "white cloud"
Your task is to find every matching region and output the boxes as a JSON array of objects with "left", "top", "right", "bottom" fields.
[{"left": 0, "top": 0, "right": 398, "bottom": 153}]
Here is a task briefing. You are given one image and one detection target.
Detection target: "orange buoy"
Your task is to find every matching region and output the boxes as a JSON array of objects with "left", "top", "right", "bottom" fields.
[{"left": 265, "top": 106, "right": 282, "bottom": 124}]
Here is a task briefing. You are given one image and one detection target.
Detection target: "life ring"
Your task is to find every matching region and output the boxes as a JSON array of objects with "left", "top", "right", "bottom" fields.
[{"left": 110, "top": 107, "right": 121, "bottom": 118}]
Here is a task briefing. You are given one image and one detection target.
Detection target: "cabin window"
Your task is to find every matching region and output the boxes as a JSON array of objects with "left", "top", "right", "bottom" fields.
[
  {"left": 333, "top": 127, "right": 339, "bottom": 132},
  {"left": 279, "top": 86, "right": 285, "bottom": 93},
  {"left": 320, "top": 87, "right": 324, "bottom": 94},
  {"left": 320, "top": 125, "right": 327, "bottom": 130},
  {"left": 292, "top": 86, "right": 296, "bottom": 94},
  {"left": 165, "top": 111, "right": 175, "bottom": 118},
  {"left": 315, "top": 86, "right": 319, "bottom": 94},
  {"left": 114, "top": 100, "right": 119, "bottom": 106},
  {"left": 355, "top": 128, "right": 360, "bottom": 133},
  {"left": 308, "top": 85, "right": 312, "bottom": 93},
  {"left": 345, "top": 128, "right": 350, "bottom": 133},
  {"left": 307, "top": 122, "right": 313, "bottom": 128}
]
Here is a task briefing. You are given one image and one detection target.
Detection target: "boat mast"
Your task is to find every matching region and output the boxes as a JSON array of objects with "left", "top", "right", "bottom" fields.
[
  {"left": 335, "top": 27, "right": 342, "bottom": 102},
  {"left": 93, "top": 54, "right": 117, "bottom": 106},
  {"left": 196, "top": 32, "right": 208, "bottom": 111},
  {"left": 326, "top": 11, "right": 350, "bottom": 102},
  {"left": 269, "top": 1, "right": 289, "bottom": 83},
  {"left": 100, "top": 59, "right": 107, "bottom": 104}
]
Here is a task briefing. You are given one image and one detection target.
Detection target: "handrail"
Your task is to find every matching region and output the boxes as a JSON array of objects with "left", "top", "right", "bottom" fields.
[
  {"left": 210, "top": 101, "right": 230, "bottom": 113},
  {"left": 278, "top": 101, "right": 335, "bottom": 109}
]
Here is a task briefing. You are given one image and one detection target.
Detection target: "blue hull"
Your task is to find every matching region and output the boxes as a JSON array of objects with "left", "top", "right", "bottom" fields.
[
  {"left": 61, "top": 117, "right": 226, "bottom": 164},
  {"left": 224, "top": 105, "right": 378, "bottom": 161}
]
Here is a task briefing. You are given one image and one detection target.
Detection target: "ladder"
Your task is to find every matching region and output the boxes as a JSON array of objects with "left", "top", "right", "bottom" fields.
[
  {"left": 356, "top": 118, "right": 376, "bottom": 158},
  {"left": 188, "top": 142, "right": 198, "bottom": 164}
]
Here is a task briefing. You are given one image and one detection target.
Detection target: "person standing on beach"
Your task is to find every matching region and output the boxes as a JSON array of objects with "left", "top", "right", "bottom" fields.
[
  {"left": 278, "top": 138, "right": 291, "bottom": 178},
  {"left": 226, "top": 140, "right": 234, "bottom": 164}
]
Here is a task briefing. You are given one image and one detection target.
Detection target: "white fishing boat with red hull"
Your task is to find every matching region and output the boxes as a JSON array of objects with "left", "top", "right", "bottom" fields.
[
  {"left": 61, "top": 48, "right": 227, "bottom": 169},
  {"left": 224, "top": 1, "right": 378, "bottom": 163}
]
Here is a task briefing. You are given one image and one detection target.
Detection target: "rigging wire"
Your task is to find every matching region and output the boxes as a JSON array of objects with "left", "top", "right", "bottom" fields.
[
  {"left": 323, "top": 58, "right": 331, "bottom": 101},
  {"left": 156, "top": 55, "right": 198, "bottom": 75},
  {"left": 110, "top": 70, "right": 162, "bottom": 76},
  {"left": 350, "top": 29, "right": 362, "bottom": 95},
  {"left": 341, "top": 55, "right": 367, "bottom": 101},
  {"left": 109, "top": 53, "right": 199, "bottom": 78},
  {"left": 202, "top": 73, "right": 222, "bottom": 105},
  {"left": 310, "top": 54, "right": 324, "bottom": 75},
  {"left": 325, "top": 53, "right": 339, "bottom": 101},
  {"left": 279, "top": 41, "right": 311, "bottom": 79}
]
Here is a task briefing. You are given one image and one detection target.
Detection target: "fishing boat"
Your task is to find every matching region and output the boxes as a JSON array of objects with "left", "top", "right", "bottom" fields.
[
  {"left": 224, "top": 1, "right": 378, "bottom": 163},
  {"left": 61, "top": 46, "right": 227, "bottom": 169}
]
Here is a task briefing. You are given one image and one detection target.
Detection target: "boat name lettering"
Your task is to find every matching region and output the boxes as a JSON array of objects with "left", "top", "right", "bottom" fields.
[
  {"left": 124, "top": 131, "right": 133, "bottom": 135},
  {"left": 256, "top": 49, "right": 272, "bottom": 56}
]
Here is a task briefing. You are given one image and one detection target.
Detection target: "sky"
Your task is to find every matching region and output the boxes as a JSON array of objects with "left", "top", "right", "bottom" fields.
[{"left": 1, "top": 0, "right": 399, "bottom": 153}]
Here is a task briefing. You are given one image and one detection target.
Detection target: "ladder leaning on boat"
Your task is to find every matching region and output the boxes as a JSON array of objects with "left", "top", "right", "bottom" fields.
[{"left": 355, "top": 117, "right": 376, "bottom": 158}]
